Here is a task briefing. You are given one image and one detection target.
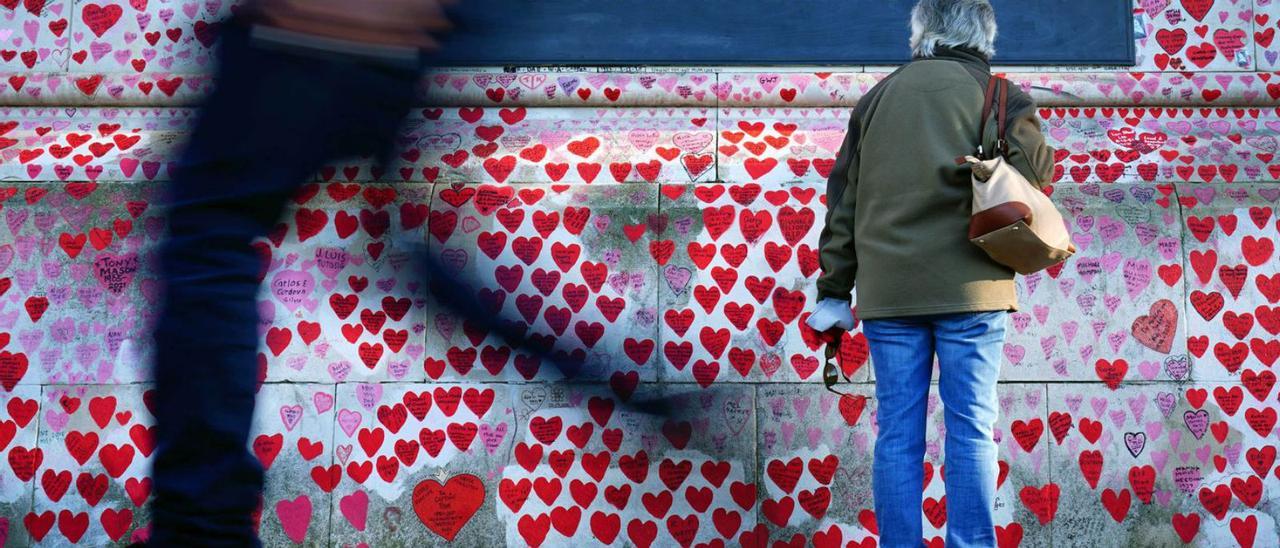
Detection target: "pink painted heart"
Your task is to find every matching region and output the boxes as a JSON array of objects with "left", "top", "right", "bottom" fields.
[
  {"left": 274, "top": 495, "right": 312, "bottom": 543},
  {"left": 339, "top": 490, "right": 369, "bottom": 531},
  {"left": 337, "top": 409, "right": 362, "bottom": 437},
  {"left": 280, "top": 405, "right": 303, "bottom": 431},
  {"left": 270, "top": 270, "right": 314, "bottom": 312}
]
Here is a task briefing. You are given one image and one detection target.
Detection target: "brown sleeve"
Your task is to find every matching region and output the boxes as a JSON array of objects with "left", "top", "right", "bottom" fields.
[{"left": 1004, "top": 106, "right": 1056, "bottom": 190}]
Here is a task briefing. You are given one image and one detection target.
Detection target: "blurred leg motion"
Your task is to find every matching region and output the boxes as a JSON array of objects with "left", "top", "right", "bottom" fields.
[{"left": 149, "top": 15, "right": 422, "bottom": 545}]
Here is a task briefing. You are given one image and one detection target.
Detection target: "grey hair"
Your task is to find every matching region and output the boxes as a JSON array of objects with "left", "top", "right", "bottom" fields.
[{"left": 909, "top": 0, "right": 998, "bottom": 59}]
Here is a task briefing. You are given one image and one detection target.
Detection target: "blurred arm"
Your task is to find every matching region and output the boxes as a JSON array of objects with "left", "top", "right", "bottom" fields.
[{"left": 247, "top": 0, "right": 455, "bottom": 50}]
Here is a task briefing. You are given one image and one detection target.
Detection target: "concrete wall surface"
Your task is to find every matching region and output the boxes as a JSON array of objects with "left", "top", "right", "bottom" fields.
[{"left": 1, "top": 0, "right": 1280, "bottom": 546}]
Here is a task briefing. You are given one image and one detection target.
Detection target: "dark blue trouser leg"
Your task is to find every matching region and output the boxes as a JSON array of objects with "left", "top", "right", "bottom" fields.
[{"left": 149, "top": 18, "right": 418, "bottom": 546}]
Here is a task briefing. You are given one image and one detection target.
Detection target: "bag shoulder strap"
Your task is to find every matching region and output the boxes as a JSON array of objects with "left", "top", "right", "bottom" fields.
[
  {"left": 996, "top": 77, "right": 1010, "bottom": 157},
  {"left": 977, "top": 76, "right": 1010, "bottom": 160}
]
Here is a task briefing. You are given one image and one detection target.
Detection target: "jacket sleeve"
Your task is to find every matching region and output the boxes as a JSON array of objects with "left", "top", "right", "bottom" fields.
[
  {"left": 1003, "top": 103, "right": 1055, "bottom": 190},
  {"left": 815, "top": 111, "right": 861, "bottom": 301}
]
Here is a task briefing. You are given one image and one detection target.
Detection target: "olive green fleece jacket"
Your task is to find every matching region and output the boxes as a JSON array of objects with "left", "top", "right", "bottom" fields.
[{"left": 815, "top": 46, "right": 1055, "bottom": 320}]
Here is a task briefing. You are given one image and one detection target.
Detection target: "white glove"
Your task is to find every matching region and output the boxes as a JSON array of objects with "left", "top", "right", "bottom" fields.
[{"left": 805, "top": 298, "right": 854, "bottom": 332}]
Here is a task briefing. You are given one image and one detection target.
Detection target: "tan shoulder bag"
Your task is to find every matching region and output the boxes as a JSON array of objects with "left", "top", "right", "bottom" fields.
[{"left": 963, "top": 77, "right": 1074, "bottom": 274}]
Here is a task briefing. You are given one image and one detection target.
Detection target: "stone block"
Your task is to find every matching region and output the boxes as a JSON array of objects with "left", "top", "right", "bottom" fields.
[
  {"left": 715, "top": 108, "right": 847, "bottom": 185},
  {"left": 1002, "top": 183, "right": 1189, "bottom": 383},
  {"left": 0, "top": 107, "right": 717, "bottom": 184},
  {"left": 714, "top": 71, "right": 1280, "bottom": 107},
  {"left": 757, "top": 383, "right": 1050, "bottom": 545},
  {"left": 496, "top": 383, "right": 756, "bottom": 546},
  {"left": 0, "top": 107, "right": 189, "bottom": 182},
  {"left": 327, "top": 382, "right": 518, "bottom": 546},
  {"left": 0, "top": 0, "right": 72, "bottom": 72},
  {"left": 424, "top": 183, "right": 661, "bottom": 389},
  {"left": 0, "top": 387, "right": 40, "bottom": 547},
  {"left": 421, "top": 72, "right": 716, "bottom": 107},
  {"left": 28, "top": 383, "right": 339, "bottom": 546},
  {"left": 65, "top": 0, "right": 233, "bottom": 74},
  {"left": 1046, "top": 381, "right": 1280, "bottom": 546},
  {"left": 253, "top": 383, "right": 339, "bottom": 547},
  {"left": 1047, "top": 106, "right": 1280, "bottom": 184},
  {"left": 717, "top": 106, "right": 1280, "bottom": 186},
  {"left": 0, "top": 72, "right": 215, "bottom": 104},
  {"left": 1178, "top": 183, "right": 1280, "bottom": 381},
  {"left": 658, "top": 182, "right": 868, "bottom": 386},
  {"left": 0, "top": 181, "right": 161, "bottom": 386},
  {"left": 407, "top": 107, "right": 716, "bottom": 184},
  {"left": 30, "top": 384, "right": 152, "bottom": 546},
  {"left": 256, "top": 182, "right": 432, "bottom": 384},
  {"left": 1256, "top": 0, "right": 1280, "bottom": 70},
  {"left": 1132, "top": 0, "right": 1254, "bottom": 72}
]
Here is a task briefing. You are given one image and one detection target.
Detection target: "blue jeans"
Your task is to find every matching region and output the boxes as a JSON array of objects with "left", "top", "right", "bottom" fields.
[{"left": 863, "top": 310, "right": 1008, "bottom": 548}]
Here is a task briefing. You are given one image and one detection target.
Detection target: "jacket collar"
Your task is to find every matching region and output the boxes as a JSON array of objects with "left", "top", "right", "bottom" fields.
[{"left": 916, "top": 45, "right": 991, "bottom": 71}]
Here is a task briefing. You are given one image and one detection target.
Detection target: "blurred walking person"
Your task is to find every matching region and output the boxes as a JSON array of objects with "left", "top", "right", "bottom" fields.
[{"left": 147, "top": 2, "right": 456, "bottom": 544}]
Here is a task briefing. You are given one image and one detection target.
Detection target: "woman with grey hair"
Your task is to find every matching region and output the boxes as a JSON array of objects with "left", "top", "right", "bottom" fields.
[{"left": 806, "top": 0, "right": 1054, "bottom": 546}]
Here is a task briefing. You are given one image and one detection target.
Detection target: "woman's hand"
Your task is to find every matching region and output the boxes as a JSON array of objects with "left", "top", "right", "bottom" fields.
[
  {"left": 805, "top": 298, "right": 855, "bottom": 332},
  {"left": 250, "top": 0, "right": 456, "bottom": 50}
]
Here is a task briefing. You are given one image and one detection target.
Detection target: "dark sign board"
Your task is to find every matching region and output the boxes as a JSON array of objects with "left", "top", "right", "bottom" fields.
[{"left": 434, "top": 1, "right": 1135, "bottom": 66}]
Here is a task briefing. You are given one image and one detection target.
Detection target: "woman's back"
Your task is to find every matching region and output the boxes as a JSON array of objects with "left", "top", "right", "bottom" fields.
[{"left": 815, "top": 45, "right": 1054, "bottom": 320}]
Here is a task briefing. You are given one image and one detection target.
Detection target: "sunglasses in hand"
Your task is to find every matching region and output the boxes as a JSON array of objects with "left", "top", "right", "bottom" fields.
[{"left": 818, "top": 328, "right": 853, "bottom": 397}]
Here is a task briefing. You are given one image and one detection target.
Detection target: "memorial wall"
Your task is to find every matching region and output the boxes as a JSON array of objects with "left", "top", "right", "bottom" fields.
[{"left": 0, "top": 0, "right": 1278, "bottom": 546}]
